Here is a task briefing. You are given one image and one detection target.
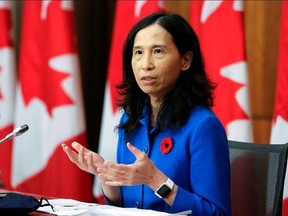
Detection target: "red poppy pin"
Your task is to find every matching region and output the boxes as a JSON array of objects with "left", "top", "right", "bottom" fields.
[{"left": 160, "top": 137, "right": 173, "bottom": 154}]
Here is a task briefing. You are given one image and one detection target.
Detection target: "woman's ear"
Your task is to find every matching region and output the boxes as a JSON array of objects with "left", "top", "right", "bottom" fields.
[{"left": 181, "top": 51, "right": 193, "bottom": 71}]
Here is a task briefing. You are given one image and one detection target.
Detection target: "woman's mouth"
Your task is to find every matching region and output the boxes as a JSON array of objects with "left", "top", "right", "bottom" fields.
[{"left": 141, "top": 76, "right": 157, "bottom": 84}]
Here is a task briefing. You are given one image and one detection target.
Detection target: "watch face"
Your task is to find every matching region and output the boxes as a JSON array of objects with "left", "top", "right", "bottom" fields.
[{"left": 157, "top": 184, "right": 171, "bottom": 198}]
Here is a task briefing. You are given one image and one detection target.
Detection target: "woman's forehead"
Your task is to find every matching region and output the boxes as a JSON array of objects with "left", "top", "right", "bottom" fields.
[{"left": 133, "top": 24, "right": 173, "bottom": 47}]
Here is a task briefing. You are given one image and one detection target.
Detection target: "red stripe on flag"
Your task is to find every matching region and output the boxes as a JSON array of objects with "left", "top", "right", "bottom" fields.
[
  {"left": 0, "top": 4, "right": 13, "bottom": 48},
  {"left": 272, "top": 1, "right": 288, "bottom": 123},
  {"left": 0, "top": 125, "right": 13, "bottom": 189},
  {"left": 270, "top": 1, "right": 288, "bottom": 215}
]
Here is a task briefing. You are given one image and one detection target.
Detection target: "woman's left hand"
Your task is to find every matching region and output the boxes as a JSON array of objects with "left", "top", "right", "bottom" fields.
[{"left": 97, "top": 142, "right": 167, "bottom": 191}]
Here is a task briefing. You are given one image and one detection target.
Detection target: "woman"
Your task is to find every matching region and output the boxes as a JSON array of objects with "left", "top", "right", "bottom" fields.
[{"left": 62, "top": 12, "right": 231, "bottom": 216}]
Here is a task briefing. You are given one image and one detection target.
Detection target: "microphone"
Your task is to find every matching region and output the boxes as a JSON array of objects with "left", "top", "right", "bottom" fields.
[{"left": 0, "top": 124, "right": 29, "bottom": 144}]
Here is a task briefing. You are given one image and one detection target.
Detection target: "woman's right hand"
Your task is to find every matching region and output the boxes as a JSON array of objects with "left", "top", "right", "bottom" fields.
[
  {"left": 61, "top": 141, "right": 104, "bottom": 175},
  {"left": 62, "top": 141, "right": 121, "bottom": 204}
]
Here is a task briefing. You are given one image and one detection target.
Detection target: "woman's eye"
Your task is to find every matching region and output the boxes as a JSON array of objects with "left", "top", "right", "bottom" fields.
[
  {"left": 135, "top": 50, "right": 142, "bottom": 55},
  {"left": 154, "top": 49, "right": 163, "bottom": 56},
  {"left": 154, "top": 49, "right": 161, "bottom": 54},
  {"left": 133, "top": 50, "right": 143, "bottom": 60}
]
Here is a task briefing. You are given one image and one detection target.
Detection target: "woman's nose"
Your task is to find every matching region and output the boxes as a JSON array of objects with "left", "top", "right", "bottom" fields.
[{"left": 141, "top": 54, "right": 154, "bottom": 71}]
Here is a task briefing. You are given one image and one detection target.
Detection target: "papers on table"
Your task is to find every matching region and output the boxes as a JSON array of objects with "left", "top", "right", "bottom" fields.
[
  {"left": 37, "top": 198, "right": 192, "bottom": 216},
  {"left": 37, "top": 198, "right": 97, "bottom": 216},
  {"left": 87, "top": 204, "right": 191, "bottom": 216}
]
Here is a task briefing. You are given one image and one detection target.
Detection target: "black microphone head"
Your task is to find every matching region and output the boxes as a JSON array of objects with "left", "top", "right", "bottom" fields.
[{"left": 16, "top": 124, "right": 29, "bottom": 136}]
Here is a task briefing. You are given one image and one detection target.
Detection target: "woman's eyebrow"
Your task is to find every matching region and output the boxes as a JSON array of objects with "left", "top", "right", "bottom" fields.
[{"left": 133, "top": 44, "right": 167, "bottom": 50}]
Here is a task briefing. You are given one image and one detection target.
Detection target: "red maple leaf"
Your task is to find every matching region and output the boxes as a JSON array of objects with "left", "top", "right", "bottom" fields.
[
  {"left": 20, "top": 62, "right": 72, "bottom": 116},
  {"left": 191, "top": 1, "right": 249, "bottom": 129},
  {"left": 19, "top": 2, "right": 75, "bottom": 116}
]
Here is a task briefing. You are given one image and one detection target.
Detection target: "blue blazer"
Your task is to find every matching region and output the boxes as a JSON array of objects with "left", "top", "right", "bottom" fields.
[{"left": 108, "top": 105, "right": 231, "bottom": 216}]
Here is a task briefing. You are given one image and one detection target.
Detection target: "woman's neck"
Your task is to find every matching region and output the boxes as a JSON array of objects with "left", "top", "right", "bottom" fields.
[{"left": 150, "top": 97, "right": 162, "bottom": 127}]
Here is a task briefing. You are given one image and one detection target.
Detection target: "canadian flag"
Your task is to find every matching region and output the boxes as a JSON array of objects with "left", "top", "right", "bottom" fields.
[
  {"left": 13, "top": 1, "right": 93, "bottom": 202},
  {"left": 94, "top": 0, "right": 164, "bottom": 203},
  {"left": 270, "top": 1, "right": 288, "bottom": 215},
  {"left": 0, "top": 1, "right": 16, "bottom": 190},
  {"left": 190, "top": 0, "right": 253, "bottom": 142}
]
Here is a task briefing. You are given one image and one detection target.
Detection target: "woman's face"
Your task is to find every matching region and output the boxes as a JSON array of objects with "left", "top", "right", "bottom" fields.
[{"left": 131, "top": 23, "right": 189, "bottom": 101}]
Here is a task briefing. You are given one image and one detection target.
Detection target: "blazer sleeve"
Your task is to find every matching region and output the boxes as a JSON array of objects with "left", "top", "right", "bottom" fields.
[{"left": 169, "top": 115, "right": 231, "bottom": 216}]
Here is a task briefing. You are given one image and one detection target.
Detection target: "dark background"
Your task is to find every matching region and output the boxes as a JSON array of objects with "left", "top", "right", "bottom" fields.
[{"left": 74, "top": 1, "right": 116, "bottom": 153}]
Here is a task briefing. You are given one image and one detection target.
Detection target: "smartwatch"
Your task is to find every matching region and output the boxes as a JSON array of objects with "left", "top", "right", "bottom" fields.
[{"left": 154, "top": 178, "right": 174, "bottom": 199}]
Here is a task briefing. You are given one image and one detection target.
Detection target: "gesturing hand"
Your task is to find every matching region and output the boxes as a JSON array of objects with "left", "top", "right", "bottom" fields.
[
  {"left": 97, "top": 142, "right": 166, "bottom": 190},
  {"left": 62, "top": 141, "right": 104, "bottom": 175},
  {"left": 62, "top": 141, "right": 121, "bottom": 203}
]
